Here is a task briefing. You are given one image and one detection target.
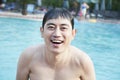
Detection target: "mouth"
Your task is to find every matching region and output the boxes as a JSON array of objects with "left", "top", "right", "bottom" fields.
[{"left": 51, "top": 39, "right": 64, "bottom": 44}]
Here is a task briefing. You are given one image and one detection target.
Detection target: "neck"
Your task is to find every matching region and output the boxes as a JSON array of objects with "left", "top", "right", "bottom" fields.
[{"left": 44, "top": 46, "right": 71, "bottom": 68}]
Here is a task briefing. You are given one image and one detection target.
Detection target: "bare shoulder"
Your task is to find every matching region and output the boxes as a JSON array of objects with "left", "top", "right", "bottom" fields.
[
  {"left": 70, "top": 46, "right": 96, "bottom": 80},
  {"left": 70, "top": 46, "right": 90, "bottom": 59},
  {"left": 70, "top": 45, "right": 94, "bottom": 67},
  {"left": 16, "top": 44, "right": 44, "bottom": 80},
  {"left": 18, "top": 44, "right": 44, "bottom": 64},
  {"left": 21, "top": 44, "right": 42, "bottom": 56}
]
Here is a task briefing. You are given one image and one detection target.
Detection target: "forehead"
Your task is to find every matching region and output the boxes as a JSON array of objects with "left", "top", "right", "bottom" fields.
[{"left": 45, "top": 17, "right": 71, "bottom": 26}]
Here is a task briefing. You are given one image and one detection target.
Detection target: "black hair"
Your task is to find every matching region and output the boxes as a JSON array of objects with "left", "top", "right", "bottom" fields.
[{"left": 42, "top": 8, "right": 74, "bottom": 29}]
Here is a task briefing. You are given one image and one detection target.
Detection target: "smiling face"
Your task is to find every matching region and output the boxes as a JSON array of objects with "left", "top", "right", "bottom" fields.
[{"left": 41, "top": 17, "right": 76, "bottom": 54}]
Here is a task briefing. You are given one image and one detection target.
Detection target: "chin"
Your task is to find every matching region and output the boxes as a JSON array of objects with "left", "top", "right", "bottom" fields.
[{"left": 50, "top": 48, "right": 65, "bottom": 54}]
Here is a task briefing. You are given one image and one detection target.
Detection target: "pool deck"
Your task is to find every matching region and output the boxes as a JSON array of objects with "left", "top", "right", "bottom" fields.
[
  {"left": 0, "top": 11, "right": 44, "bottom": 21},
  {"left": 76, "top": 16, "right": 120, "bottom": 24},
  {"left": 0, "top": 11, "right": 120, "bottom": 24}
]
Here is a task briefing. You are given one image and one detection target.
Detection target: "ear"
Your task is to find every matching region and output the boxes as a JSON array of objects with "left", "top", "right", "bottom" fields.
[
  {"left": 40, "top": 27, "right": 44, "bottom": 38},
  {"left": 72, "top": 29, "right": 77, "bottom": 40}
]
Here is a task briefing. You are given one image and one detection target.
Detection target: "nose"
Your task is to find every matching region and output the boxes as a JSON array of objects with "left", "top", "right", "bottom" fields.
[{"left": 53, "top": 28, "right": 61, "bottom": 38}]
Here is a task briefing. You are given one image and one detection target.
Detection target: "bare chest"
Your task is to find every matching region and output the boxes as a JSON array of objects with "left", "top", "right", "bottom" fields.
[{"left": 29, "top": 62, "right": 81, "bottom": 80}]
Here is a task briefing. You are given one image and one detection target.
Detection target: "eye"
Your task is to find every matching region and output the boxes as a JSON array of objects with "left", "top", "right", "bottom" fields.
[
  {"left": 60, "top": 26, "right": 68, "bottom": 31},
  {"left": 48, "top": 25, "right": 55, "bottom": 30}
]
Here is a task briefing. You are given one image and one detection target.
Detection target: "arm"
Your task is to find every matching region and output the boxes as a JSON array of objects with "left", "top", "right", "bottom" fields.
[
  {"left": 16, "top": 49, "right": 32, "bottom": 80},
  {"left": 81, "top": 54, "right": 96, "bottom": 80},
  {"left": 85, "top": 3, "right": 89, "bottom": 9}
]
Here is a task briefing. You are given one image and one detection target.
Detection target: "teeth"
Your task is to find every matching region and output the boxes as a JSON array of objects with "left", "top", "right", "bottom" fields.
[
  {"left": 51, "top": 39, "right": 63, "bottom": 44},
  {"left": 52, "top": 40, "right": 62, "bottom": 43}
]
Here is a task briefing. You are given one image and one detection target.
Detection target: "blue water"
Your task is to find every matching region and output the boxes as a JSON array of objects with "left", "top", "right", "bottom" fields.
[{"left": 0, "top": 17, "right": 120, "bottom": 80}]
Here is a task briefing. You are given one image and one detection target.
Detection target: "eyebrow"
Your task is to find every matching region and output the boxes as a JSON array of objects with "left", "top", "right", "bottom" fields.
[
  {"left": 46, "top": 23, "right": 56, "bottom": 26},
  {"left": 61, "top": 24, "right": 69, "bottom": 27},
  {"left": 47, "top": 23, "right": 69, "bottom": 27}
]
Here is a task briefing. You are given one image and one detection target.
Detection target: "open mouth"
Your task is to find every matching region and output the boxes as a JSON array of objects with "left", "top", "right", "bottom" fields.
[{"left": 51, "top": 40, "right": 64, "bottom": 44}]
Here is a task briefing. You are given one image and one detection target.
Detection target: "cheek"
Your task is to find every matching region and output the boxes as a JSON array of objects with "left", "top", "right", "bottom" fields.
[
  {"left": 43, "top": 33, "right": 49, "bottom": 39},
  {"left": 64, "top": 32, "right": 73, "bottom": 40},
  {"left": 43, "top": 31, "right": 52, "bottom": 40}
]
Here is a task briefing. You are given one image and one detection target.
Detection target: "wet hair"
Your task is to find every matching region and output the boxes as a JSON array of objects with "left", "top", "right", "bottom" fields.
[{"left": 42, "top": 8, "right": 74, "bottom": 29}]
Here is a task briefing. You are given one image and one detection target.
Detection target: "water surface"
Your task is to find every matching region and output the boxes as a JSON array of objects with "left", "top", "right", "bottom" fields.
[{"left": 0, "top": 17, "right": 120, "bottom": 80}]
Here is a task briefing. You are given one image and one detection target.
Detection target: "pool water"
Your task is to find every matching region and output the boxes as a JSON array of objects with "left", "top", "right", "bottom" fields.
[{"left": 0, "top": 17, "right": 120, "bottom": 80}]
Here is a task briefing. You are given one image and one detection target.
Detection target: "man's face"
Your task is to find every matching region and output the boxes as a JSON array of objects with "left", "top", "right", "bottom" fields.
[{"left": 41, "top": 17, "right": 76, "bottom": 54}]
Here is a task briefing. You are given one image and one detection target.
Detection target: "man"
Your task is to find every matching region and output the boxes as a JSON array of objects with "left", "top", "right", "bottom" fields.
[{"left": 16, "top": 8, "right": 96, "bottom": 80}]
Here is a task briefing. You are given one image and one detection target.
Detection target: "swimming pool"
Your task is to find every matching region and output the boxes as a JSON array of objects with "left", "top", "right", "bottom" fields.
[{"left": 0, "top": 17, "right": 120, "bottom": 80}]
